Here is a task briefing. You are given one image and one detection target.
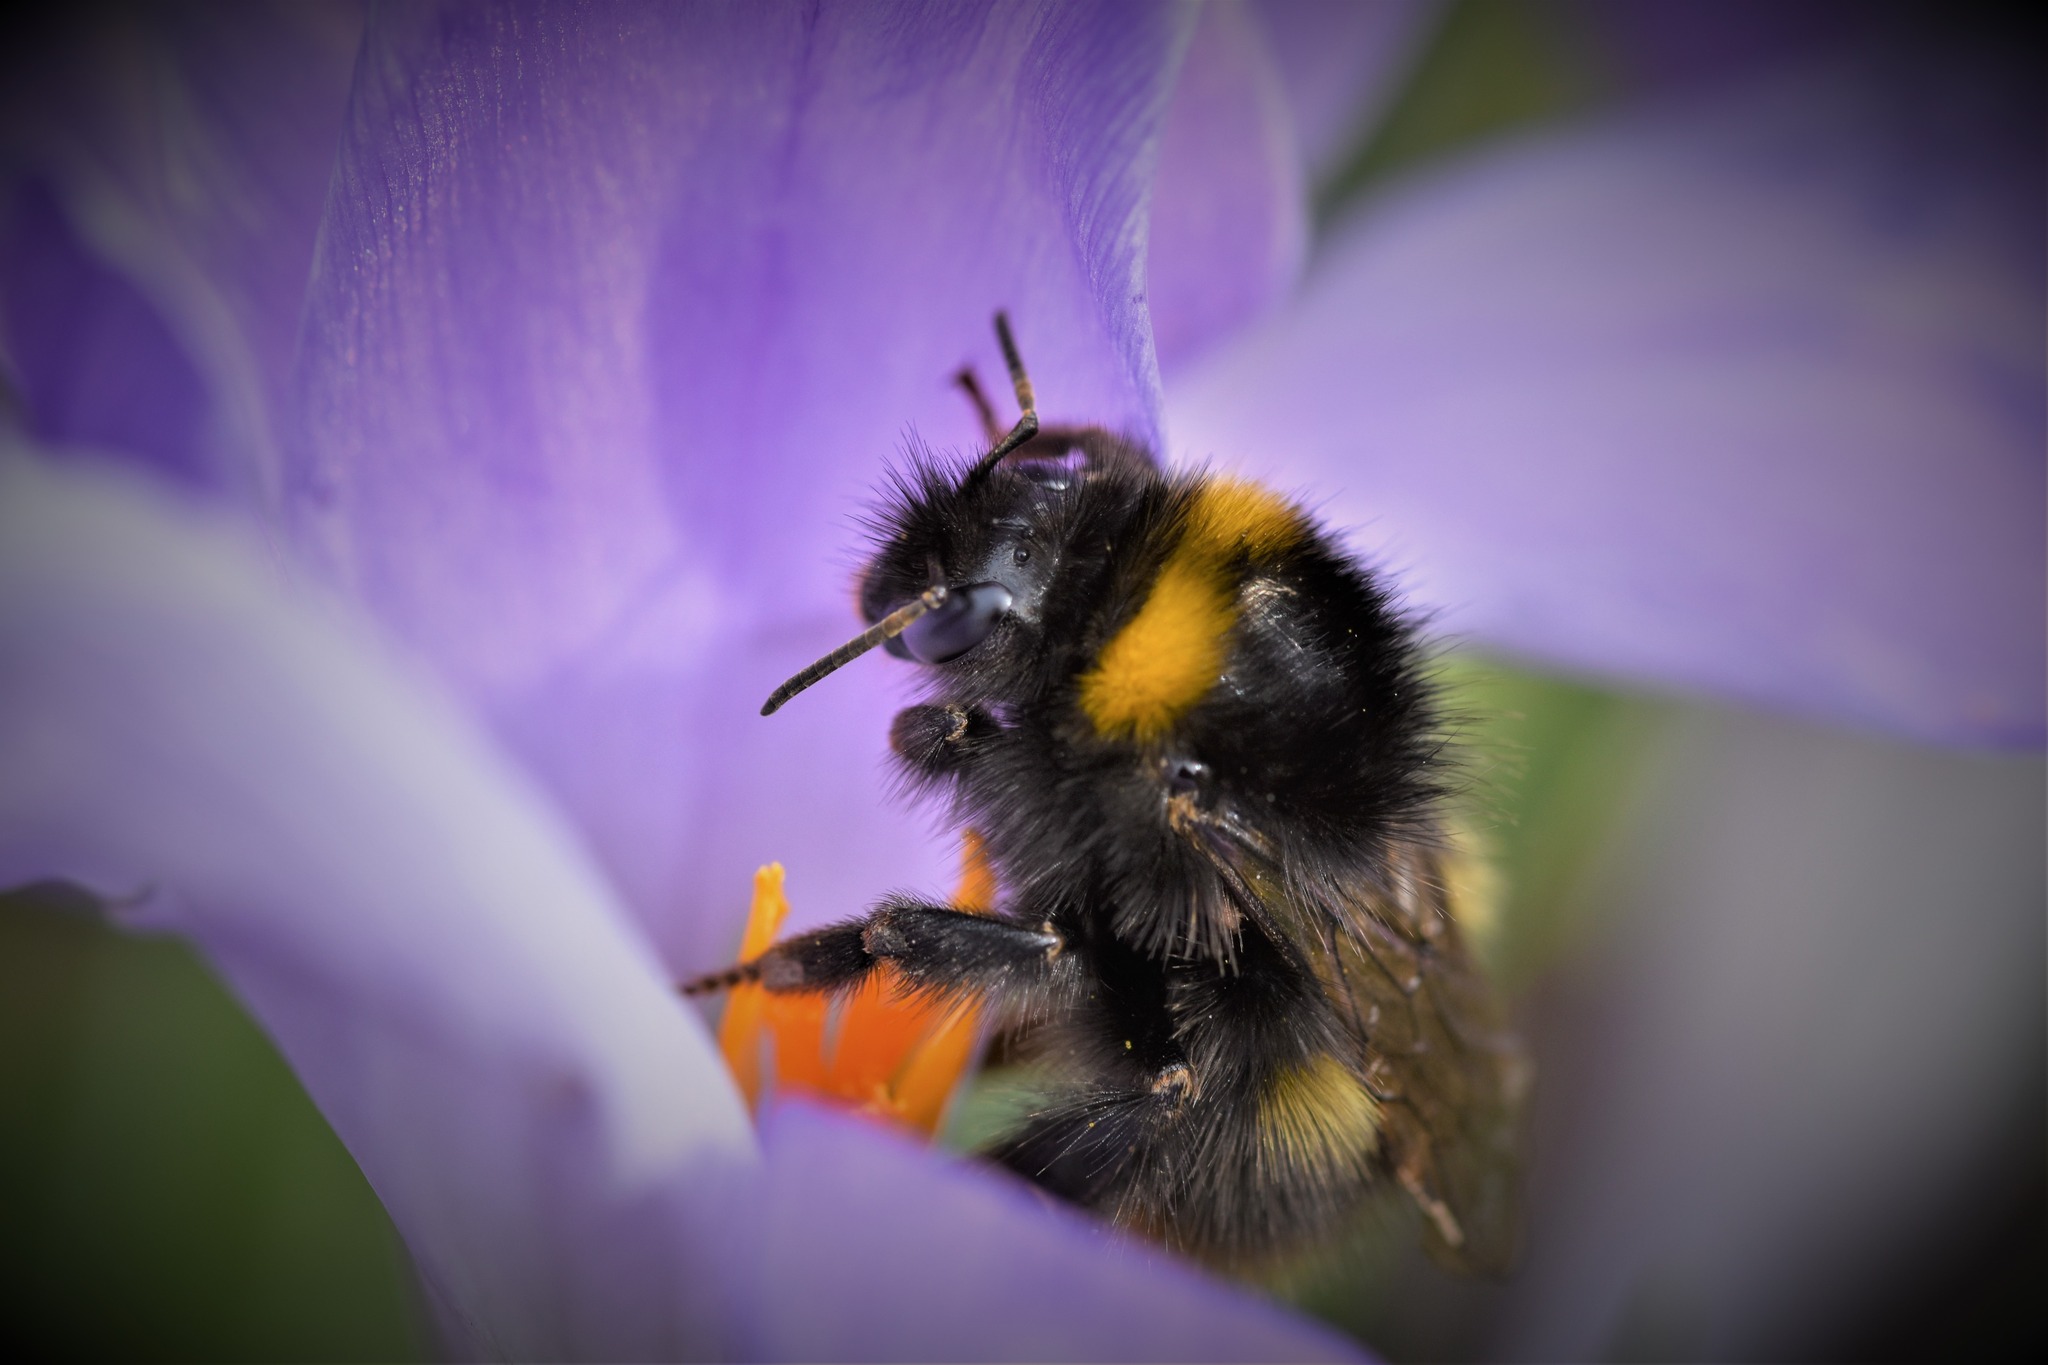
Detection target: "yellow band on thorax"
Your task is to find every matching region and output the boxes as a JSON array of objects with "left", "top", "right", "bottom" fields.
[{"left": 1078, "top": 478, "right": 1304, "bottom": 742}]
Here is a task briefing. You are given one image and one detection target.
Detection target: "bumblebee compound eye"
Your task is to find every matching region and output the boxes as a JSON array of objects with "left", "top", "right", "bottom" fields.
[{"left": 901, "top": 581, "right": 1012, "bottom": 663}]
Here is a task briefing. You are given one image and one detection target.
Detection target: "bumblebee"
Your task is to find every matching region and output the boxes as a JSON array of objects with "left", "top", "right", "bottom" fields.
[{"left": 689, "top": 315, "right": 1525, "bottom": 1272}]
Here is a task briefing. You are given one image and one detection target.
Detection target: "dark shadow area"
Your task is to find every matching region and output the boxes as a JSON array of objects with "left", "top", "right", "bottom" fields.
[{"left": 0, "top": 885, "right": 425, "bottom": 1363}]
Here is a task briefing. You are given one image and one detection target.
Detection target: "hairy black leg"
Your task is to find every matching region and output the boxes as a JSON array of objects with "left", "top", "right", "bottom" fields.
[
  {"left": 889, "top": 702, "right": 1001, "bottom": 778},
  {"left": 681, "top": 901, "right": 1068, "bottom": 1004},
  {"left": 861, "top": 899, "right": 1064, "bottom": 994},
  {"left": 678, "top": 920, "right": 874, "bottom": 996}
]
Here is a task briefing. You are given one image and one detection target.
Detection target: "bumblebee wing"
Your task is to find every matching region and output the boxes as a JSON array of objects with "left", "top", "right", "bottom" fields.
[
  {"left": 1182, "top": 813, "right": 1527, "bottom": 1274},
  {"left": 1315, "top": 839, "right": 1528, "bottom": 1274}
]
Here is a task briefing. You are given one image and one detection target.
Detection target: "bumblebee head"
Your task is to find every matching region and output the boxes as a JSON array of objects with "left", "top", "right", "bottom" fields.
[
  {"left": 760, "top": 313, "right": 1157, "bottom": 717},
  {"left": 874, "top": 425, "right": 1142, "bottom": 634},
  {"left": 858, "top": 465, "right": 1054, "bottom": 667},
  {"left": 759, "top": 427, "right": 1152, "bottom": 716}
]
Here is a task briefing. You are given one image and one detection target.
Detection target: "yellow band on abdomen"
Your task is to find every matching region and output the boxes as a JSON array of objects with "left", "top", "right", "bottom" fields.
[{"left": 1258, "top": 1053, "right": 1383, "bottom": 1174}]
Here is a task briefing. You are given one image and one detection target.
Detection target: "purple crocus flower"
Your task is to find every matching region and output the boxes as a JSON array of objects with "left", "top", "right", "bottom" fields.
[{"left": 0, "top": 3, "right": 2039, "bottom": 1360}]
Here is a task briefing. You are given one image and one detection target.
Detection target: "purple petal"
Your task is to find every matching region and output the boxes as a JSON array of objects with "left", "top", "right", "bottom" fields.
[
  {"left": 1147, "top": 2, "right": 1446, "bottom": 374},
  {"left": 1249, "top": 0, "right": 1440, "bottom": 176},
  {"left": 735, "top": 1102, "right": 1362, "bottom": 1363},
  {"left": 0, "top": 175, "right": 214, "bottom": 488},
  {"left": 1168, "top": 60, "right": 2045, "bottom": 747},
  {"left": 0, "top": 449, "right": 755, "bottom": 1359},
  {"left": 285, "top": 3, "right": 1200, "bottom": 968},
  {"left": 0, "top": 3, "right": 363, "bottom": 505},
  {"left": 1147, "top": 0, "right": 1309, "bottom": 374}
]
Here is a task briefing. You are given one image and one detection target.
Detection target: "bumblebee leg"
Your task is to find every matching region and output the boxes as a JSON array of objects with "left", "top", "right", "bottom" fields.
[
  {"left": 678, "top": 920, "right": 872, "bottom": 996},
  {"left": 860, "top": 900, "right": 1066, "bottom": 994},
  {"left": 682, "top": 901, "right": 1068, "bottom": 1001},
  {"left": 889, "top": 703, "right": 1001, "bottom": 777}
]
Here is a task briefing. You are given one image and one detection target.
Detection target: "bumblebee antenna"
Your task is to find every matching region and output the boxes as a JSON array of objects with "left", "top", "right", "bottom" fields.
[
  {"left": 962, "top": 312, "right": 1037, "bottom": 484},
  {"left": 954, "top": 367, "right": 1005, "bottom": 446},
  {"left": 760, "top": 584, "right": 949, "bottom": 716},
  {"left": 762, "top": 314, "right": 1030, "bottom": 717}
]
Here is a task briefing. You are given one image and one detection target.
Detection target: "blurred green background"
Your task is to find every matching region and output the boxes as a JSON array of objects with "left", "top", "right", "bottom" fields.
[
  {"left": 0, "top": 883, "right": 425, "bottom": 1360},
  {"left": 2, "top": 3, "right": 2041, "bottom": 1361}
]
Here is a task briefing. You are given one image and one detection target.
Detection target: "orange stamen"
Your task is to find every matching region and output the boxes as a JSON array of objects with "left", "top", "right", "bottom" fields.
[{"left": 716, "top": 833, "right": 998, "bottom": 1136}]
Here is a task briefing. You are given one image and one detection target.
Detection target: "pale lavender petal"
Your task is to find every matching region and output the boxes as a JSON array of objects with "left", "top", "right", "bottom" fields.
[
  {"left": 0, "top": 3, "right": 362, "bottom": 507},
  {"left": 1250, "top": 0, "right": 1440, "bottom": 176},
  {"left": 734, "top": 1103, "right": 1363, "bottom": 1363},
  {"left": 0, "top": 448, "right": 755, "bottom": 1360},
  {"left": 286, "top": 3, "right": 1198, "bottom": 969},
  {"left": 1147, "top": 0, "right": 1308, "bottom": 374},
  {"left": 1168, "top": 60, "right": 2044, "bottom": 746}
]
